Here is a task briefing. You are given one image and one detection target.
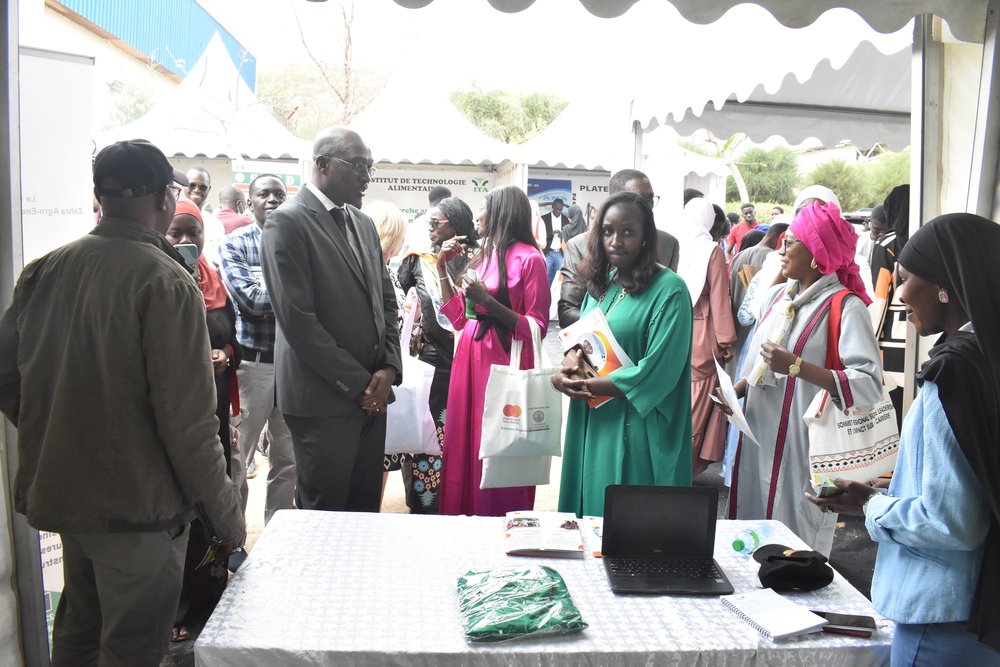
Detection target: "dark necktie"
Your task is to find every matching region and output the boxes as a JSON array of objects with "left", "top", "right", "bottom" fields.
[{"left": 331, "top": 207, "right": 365, "bottom": 275}]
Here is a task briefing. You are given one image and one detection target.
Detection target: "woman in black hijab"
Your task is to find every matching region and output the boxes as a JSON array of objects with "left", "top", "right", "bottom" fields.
[
  {"left": 810, "top": 213, "right": 1000, "bottom": 663},
  {"left": 396, "top": 196, "right": 479, "bottom": 513},
  {"left": 562, "top": 203, "right": 587, "bottom": 243}
]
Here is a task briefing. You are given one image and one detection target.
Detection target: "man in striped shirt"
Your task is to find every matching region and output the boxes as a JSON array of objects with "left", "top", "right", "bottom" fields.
[{"left": 220, "top": 174, "right": 296, "bottom": 525}]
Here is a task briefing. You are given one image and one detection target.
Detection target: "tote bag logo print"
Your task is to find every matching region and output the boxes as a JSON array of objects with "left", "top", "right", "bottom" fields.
[
  {"left": 811, "top": 433, "right": 899, "bottom": 476},
  {"left": 502, "top": 404, "right": 523, "bottom": 418}
]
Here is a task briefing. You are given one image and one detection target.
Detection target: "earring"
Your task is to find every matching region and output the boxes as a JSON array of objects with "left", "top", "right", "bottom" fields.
[
  {"left": 642, "top": 240, "right": 647, "bottom": 247},
  {"left": 938, "top": 289, "right": 949, "bottom": 303},
  {"left": 810, "top": 259, "right": 818, "bottom": 269}
]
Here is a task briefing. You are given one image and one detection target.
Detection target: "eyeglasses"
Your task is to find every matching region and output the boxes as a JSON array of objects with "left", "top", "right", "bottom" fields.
[
  {"left": 169, "top": 185, "right": 182, "bottom": 197},
  {"left": 186, "top": 183, "right": 209, "bottom": 193},
  {"left": 428, "top": 217, "right": 449, "bottom": 229},
  {"left": 782, "top": 237, "right": 801, "bottom": 252},
  {"left": 647, "top": 195, "right": 660, "bottom": 208},
  {"left": 319, "top": 154, "right": 377, "bottom": 178}
]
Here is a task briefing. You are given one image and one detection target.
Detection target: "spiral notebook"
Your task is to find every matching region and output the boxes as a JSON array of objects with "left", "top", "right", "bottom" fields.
[{"left": 721, "top": 588, "right": 828, "bottom": 640}]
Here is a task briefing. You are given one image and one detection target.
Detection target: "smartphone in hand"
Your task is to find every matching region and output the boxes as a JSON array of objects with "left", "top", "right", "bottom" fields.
[{"left": 175, "top": 243, "right": 199, "bottom": 270}]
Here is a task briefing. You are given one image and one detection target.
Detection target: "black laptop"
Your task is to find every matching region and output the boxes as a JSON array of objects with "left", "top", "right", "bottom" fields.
[{"left": 602, "top": 485, "right": 735, "bottom": 595}]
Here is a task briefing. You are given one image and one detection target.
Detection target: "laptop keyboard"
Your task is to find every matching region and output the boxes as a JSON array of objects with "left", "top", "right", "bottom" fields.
[{"left": 607, "top": 557, "right": 723, "bottom": 579}]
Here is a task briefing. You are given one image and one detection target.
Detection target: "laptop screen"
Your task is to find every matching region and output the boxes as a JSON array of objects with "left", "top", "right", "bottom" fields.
[{"left": 603, "top": 485, "right": 718, "bottom": 559}]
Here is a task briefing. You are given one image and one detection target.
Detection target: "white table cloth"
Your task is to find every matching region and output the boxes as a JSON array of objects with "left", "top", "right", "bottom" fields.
[{"left": 196, "top": 510, "right": 892, "bottom": 666}]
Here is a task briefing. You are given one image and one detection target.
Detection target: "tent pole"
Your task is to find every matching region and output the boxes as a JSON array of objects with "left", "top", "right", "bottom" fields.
[
  {"left": 970, "top": 0, "right": 1000, "bottom": 218},
  {"left": 904, "top": 14, "right": 944, "bottom": 415},
  {"left": 2, "top": 3, "right": 51, "bottom": 667},
  {"left": 631, "top": 120, "right": 643, "bottom": 170}
]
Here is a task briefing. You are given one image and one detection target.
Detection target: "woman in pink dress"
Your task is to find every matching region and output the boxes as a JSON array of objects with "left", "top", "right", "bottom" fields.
[
  {"left": 669, "top": 198, "right": 736, "bottom": 476},
  {"left": 436, "top": 185, "right": 550, "bottom": 516}
]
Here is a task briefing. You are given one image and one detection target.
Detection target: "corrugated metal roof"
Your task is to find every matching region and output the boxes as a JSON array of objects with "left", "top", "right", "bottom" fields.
[{"left": 54, "top": 0, "right": 256, "bottom": 90}]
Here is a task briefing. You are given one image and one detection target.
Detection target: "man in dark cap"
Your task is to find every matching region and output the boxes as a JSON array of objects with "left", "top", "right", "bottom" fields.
[{"left": 0, "top": 140, "right": 244, "bottom": 666}]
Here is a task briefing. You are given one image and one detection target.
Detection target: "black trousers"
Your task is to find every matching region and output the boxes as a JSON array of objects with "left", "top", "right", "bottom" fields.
[{"left": 284, "top": 410, "right": 386, "bottom": 512}]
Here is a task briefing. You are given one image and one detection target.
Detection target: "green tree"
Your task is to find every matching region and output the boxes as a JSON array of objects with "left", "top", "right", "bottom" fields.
[
  {"left": 866, "top": 148, "right": 911, "bottom": 199},
  {"left": 258, "top": 0, "right": 386, "bottom": 139},
  {"left": 449, "top": 84, "right": 567, "bottom": 144},
  {"left": 101, "top": 80, "right": 155, "bottom": 131},
  {"left": 726, "top": 146, "right": 799, "bottom": 204},
  {"left": 804, "top": 159, "right": 874, "bottom": 213},
  {"left": 257, "top": 63, "right": 385, "bottom": 140}
]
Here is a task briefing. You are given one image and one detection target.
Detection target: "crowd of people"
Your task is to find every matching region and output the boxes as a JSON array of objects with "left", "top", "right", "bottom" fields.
[{"left": 0, "top": 128, "right": 996, "bottom": 665}]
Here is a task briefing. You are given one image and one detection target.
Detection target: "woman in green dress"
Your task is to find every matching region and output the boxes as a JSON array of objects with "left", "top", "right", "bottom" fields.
[{"left": 552, "top": 191, "right": 694, "bottom": 517}]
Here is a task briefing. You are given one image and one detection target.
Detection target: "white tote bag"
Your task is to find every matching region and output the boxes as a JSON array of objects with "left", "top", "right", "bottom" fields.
[
  {"left": 803, "top": 382, "right": 899, "bottom": 486},
  {"left": 384, "top": 354, "right": 440, "bottom": 456},
  {"left": 479, "top": 318, "right": 561, "bottom": 489}
]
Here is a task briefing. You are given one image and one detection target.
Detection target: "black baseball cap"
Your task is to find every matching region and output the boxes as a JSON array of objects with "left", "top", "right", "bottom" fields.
[
  {"left": 752, "top": 544, "right": 834, "bottom": 592},
  {"left": 93, "top": 139, "right": 188, "bottom": 199}
]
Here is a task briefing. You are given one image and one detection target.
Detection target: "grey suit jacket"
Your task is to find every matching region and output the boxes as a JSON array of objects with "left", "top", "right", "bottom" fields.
[
  {"left": 261, "top": 187, "right": 401, "bottom": 418},
  {"left": 558, "top": 228, "right": 680, "bottom": 328}
]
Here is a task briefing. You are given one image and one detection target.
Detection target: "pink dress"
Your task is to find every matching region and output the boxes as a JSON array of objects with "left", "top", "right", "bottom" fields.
[
  {"left": 691, "top": 247, "right": 736, "bottom": 476},
  {"left": 439, "top": 242, "right": 550, "bottom": 516}
]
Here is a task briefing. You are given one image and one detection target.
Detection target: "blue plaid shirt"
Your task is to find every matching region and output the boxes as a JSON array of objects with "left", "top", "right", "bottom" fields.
[{"left": 220, "top": 224, "right": 275, "bottom": 353}]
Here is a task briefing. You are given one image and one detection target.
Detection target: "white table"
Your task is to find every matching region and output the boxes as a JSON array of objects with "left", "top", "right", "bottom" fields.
[{"left": 195, "top": 511, "right": 892, "bottom": 666}]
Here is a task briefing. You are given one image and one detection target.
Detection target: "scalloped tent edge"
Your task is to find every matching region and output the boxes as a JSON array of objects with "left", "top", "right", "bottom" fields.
[
  {"left": 638, "top": 41, "right": 912, "bottom": 149},
  {"left": 390, "top": 0, "right": 987, "bottom": 43}
]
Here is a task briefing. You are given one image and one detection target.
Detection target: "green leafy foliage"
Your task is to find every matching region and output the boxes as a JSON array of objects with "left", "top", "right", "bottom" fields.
[
  {"left": 725, "top": 146, "right": 800, "bottom": 204},
  {"left": 101, "top": 80, "right": 155, "bottom": 131},
  {"left": 865, "top": 149, "right": 911, "bottom": 199},
  {"left": 803, "top": 149, "right": 910, "bottom": 212},
  {"left": 449, "top": 84, "right": 568, "bottom": 144}
]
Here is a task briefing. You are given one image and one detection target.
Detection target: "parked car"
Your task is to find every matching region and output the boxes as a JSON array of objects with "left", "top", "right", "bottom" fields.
[{"left": 842, "top": 207, "right": 872, "bottom": 234}]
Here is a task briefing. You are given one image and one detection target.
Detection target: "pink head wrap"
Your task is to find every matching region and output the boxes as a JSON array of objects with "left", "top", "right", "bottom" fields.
[{"left": 790, "top": 202, "right": 872, "bottom": 305}]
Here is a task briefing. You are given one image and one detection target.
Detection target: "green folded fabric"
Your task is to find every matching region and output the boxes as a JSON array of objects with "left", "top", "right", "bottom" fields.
[{"left": 457, "top": 565, "right": 589, "bottom": 643}]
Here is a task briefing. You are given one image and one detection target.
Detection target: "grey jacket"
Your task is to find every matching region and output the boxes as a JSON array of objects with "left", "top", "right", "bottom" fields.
[
  {"left": 261, "top": 187, "right": 402, "bottom": 417},
  {"left": 0, "top": 218, "right": 243, "bottom": 540},
  {"left": 558, "top": 228, "right": 680, "bottom": 328}
]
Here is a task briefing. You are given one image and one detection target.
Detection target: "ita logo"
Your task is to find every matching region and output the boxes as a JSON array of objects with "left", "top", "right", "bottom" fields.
[{"left": 472, "top": 178, "right": 490, "bottom": 193}]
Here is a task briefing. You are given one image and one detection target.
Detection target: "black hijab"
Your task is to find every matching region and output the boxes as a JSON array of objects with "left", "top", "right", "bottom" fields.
[
  {"left": 882, "top": 184, "right": 910, "bottom": 250},
  {"left": 563, "top": 204, "right": 587, "bottom": 242},
  {"left": 898, "top": 212, "right": 1000, "bottom": 651}
]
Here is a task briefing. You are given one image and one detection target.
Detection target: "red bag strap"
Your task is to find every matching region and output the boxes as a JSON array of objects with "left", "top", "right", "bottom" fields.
[{"left": 824, "top": 289, "right": 853, "bottom": 371}]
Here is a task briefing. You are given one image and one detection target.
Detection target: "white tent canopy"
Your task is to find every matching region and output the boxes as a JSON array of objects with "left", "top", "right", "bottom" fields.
[
  {"left": 517, "top": 97, "right": 634, "bottom": 171},
  {"left": 645, "top": 41, "right": 912, "bottom": 149},
  {"left": 97, "top": 32, "right": 307, "bottom": 160},
  {"left": 349, "top": 75, "right": 513, "bottom": 166}
]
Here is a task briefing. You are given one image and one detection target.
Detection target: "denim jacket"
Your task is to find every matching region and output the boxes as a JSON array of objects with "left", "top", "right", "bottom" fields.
[{"left": 866, "top": 380, "right": 990, "bottom": 623}]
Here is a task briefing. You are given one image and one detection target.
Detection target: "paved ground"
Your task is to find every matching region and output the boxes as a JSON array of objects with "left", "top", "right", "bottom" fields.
[{"left": 162, "top": 322, "right": 877, "bottom": 666}]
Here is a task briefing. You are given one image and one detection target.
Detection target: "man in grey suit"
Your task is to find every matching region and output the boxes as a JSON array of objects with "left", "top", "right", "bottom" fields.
[
  {"left": 558, "top": 169, "right": 679, "bottom": 327},
  {"left": 261, "top": 127, "right": 401, "bottom": 512}
]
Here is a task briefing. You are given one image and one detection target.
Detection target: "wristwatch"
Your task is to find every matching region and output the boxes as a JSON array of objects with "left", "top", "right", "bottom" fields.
[{"left": 787, "top": 357, "right": 804, "bottom": 377}]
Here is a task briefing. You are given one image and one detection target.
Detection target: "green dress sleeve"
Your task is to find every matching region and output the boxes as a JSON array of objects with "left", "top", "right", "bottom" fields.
[{"left": 609, "top": 280, "right": 693, "bottom": 418}]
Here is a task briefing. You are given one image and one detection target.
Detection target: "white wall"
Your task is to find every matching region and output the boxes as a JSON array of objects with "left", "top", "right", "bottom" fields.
[{"left": 18, "top": 0, "right": 179, "bottom": 134}]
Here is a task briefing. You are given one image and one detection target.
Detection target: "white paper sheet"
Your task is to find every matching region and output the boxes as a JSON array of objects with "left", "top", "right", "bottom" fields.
[{"left": 713, "top": 356, "right": 757, "bottom": 445}]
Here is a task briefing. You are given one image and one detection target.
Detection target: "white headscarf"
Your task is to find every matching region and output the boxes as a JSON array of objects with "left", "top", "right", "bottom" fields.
[
  {"left": 670, "top": 197, "right": 717, "bottom": 306},
  {"left": 793, "top": 185, "right": 841, "bottom": 214}
]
